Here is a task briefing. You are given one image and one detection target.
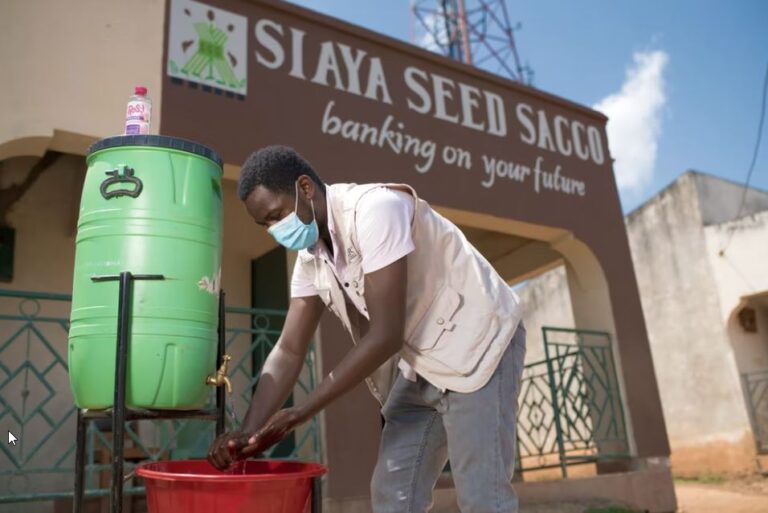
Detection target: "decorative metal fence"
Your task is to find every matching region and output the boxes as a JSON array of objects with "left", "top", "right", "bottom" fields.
[
  {"left": 742, "top": 369, "right": 768, "bottom": 454},
  {"left": 0, "top": 289, "right": 321, "bottom": 505},
  {"left": 516, "top": 327, "right": 630, "bottom": 477},
  {"left": 0, "top": 288, "right": 632, "bottom": 504}
]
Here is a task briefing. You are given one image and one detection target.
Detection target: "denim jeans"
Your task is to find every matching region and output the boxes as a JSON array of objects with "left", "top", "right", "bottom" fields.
[{"left": 371, "top": 323, "right": 527, "bottom": 513}]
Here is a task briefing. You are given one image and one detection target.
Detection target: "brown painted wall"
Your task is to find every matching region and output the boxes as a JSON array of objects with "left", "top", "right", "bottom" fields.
[
  {"left": 318, "top": 313, "right": 381, "bottom": 499},
  {"left": 158, "top": 0, "right": 670, "bottom": 484}
]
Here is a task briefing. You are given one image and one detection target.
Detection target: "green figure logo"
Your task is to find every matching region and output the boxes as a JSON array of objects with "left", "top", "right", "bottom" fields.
[{"left": 168, "top": 0, "right": 247, "bottom": 95}]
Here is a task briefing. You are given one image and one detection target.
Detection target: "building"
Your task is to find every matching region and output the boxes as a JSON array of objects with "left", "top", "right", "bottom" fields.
[
  {"left": 519, "top": 171, "right": 768, "bottom": 477},
  {"left": 1, "top": 1, "right": 676, "bottom": 511}
]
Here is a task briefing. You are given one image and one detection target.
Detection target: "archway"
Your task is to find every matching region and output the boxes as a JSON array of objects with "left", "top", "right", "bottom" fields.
[
  {"left": 729, "top": 292, "right": 768, "bottom": 454},
  {"left": 446, "top": 209, "right": 636, "bottom": 477}
]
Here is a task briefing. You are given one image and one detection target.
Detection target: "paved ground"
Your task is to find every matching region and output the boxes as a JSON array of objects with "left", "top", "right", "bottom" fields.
[{"left": 675, "top": 482, "right": 768, "bottom": 513}]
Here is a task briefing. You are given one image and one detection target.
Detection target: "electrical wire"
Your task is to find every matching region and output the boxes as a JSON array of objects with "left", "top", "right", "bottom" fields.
[{"left": 720, "top": 60, "right": 768, "bottom": 256}]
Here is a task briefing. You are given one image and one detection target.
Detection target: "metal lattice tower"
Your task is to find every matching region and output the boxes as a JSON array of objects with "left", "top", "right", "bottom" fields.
[{"left": 411, "top": 0, "right": 533, "bottom": 85}]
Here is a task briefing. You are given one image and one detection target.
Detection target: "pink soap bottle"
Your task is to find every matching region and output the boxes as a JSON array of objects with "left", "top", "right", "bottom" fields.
[{"left": 124, "top": 86, "right": 152, "bottom": 135}]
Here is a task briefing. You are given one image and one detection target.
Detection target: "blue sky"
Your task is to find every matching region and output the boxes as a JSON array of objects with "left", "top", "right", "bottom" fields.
[{"left": 289, "top": 0, "right": 768, "bottom": 212}]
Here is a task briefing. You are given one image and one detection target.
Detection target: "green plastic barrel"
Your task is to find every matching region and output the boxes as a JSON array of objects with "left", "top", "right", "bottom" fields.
[{"left": 68, "top": 135, "right": 223, "bottom": 410}]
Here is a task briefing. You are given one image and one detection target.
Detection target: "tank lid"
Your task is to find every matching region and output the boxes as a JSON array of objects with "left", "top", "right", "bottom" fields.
[{"left": 88, "top": 135, "right": 223, "bottom": 168}]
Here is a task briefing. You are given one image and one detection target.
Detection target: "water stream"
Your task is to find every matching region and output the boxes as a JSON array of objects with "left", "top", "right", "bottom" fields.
[{"left": 225, "top": 400, "right": 247, "bottom": 475}]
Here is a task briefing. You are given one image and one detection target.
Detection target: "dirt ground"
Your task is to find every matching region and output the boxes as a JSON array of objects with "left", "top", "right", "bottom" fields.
[
  {"left": 517, "top": 476, "right": 768, "bottom": 513},
  {"left": 675, "top": 474, "right": 768, "bottom": 513},
  {"left": 675, "top": 483, "right": 768, "bottom": 513},
  {"left": 704, "top": 472, "right": 768, "bottom": 496},
  {"left": 520, "top": 499, "right": 629, "bottom": 513}
]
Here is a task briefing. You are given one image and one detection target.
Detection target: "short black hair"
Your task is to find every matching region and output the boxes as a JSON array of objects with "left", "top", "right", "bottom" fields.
[{"left": 238, "top": 145, "right": 325, "bottom": 200}]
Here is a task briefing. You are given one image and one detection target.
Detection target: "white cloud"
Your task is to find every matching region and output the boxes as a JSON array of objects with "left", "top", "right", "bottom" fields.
[
  {"left": 593, "top": 50, "right": 669, "bottom": 196},
  {"left": 416, "top": 12, "right": 447, "bottom": 53}
]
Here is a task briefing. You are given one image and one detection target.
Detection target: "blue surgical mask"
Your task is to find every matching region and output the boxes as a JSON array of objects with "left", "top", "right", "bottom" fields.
[{"left": 268, "top": 181, "right": 319, "bottom": 251}]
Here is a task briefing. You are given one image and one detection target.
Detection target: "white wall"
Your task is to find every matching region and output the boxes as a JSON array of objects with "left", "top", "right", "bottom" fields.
[
  {"left": 705, "top": 209, "right": 768, "bottom": 325},
  {"left": 515, "top": 265, "right": 574, "bottom": 363},
  {"left": 705, "top": 210, "right": 768, "bottom": 374},
  {"left": 625, "top": 174, "right": 752, "bottom": 457}
]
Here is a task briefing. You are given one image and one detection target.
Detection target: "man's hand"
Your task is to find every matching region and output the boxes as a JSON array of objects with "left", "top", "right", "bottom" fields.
[
  {"left": 207, "top": 430, "right": 251, "bottom": 470},
  {"left": 242, "top": 407, "right": 308, "bottom": 457}
]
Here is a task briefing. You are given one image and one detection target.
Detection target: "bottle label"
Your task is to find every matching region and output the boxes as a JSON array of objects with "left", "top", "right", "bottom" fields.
[
  {"left": 125, "top": 99, "right": 151, "bottom": 135},
  {"left": 125, "top": 123, "right": 147, "bottom": 135},
  {"left": 126, "top": 100, "right": 151, "bottom": 122}
]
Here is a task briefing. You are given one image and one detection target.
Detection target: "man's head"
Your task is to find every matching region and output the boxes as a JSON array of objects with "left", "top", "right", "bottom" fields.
[{"left": 238, "top": 146, "right": 327, "bottom": 246}]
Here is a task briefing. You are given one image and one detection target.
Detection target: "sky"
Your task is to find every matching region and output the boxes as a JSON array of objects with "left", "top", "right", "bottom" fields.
[{"left": 288, "top": 0, "right": 768, "bottom": 212}]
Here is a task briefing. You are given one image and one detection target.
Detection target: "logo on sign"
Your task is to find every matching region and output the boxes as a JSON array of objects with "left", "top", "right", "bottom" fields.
[{"left": 167, "top": 0, "right": 247, "bottom": 95}]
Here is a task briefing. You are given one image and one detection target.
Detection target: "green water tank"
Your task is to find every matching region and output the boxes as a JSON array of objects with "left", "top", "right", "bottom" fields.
[{"left": 68, "top": 135, "right": 223, "bottom": 410}]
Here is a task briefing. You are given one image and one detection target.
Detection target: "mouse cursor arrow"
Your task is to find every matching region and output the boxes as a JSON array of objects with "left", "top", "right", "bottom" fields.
[{"left": 8, "top": 431, "right": 18, "bottom": 446}]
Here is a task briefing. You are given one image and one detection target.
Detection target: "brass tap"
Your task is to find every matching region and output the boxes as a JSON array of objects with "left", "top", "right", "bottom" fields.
[{"left": 206, "top": 354, "right": 232, "bottom": 394}]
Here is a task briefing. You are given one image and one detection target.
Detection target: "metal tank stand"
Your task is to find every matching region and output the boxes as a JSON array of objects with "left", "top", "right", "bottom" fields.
[
  {"left": 312, "top": 476, "right": 322, "bottom": 513},
  {"left": 73, "top": 271, "right": 227, "bottom": 513}
]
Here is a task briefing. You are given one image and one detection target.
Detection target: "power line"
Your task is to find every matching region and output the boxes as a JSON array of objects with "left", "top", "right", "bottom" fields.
[{"left": 720, "top": 60, "right": 768, "bottom": 256}]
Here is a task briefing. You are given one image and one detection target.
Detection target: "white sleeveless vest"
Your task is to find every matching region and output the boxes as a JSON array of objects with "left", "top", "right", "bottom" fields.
[{"left": 296, "top": 183, "right": 522, "bottom": 404}]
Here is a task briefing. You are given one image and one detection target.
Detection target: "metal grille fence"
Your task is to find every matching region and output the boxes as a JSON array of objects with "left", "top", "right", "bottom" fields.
[
  {"left": 0, "top": 289, "right": 321, "bottom": 504},
  {"left": 742, "top": 369, "right": 768, "bottom": 454},
  {"left": 516, "top": 327, "right": 630, "bottom": 477}
]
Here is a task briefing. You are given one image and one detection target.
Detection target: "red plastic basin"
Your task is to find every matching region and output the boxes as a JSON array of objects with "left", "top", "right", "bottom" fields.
[{"left": 137, "top": 460, "right": 327, "bottom": 513}]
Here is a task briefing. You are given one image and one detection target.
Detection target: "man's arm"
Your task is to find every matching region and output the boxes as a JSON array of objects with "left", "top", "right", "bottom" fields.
[
  {"left": 241, "top": 294, "right": 325, "bottom": 431},
  {"left": 208, "top": 294, "right": 324, "bottom": 469},
  {"left": 244, "top": 256, "right": 407, "bottom": 455}
]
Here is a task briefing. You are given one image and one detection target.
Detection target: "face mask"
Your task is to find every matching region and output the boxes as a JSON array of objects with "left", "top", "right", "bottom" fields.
[{"left": 268, "top": 181, "right": 319, "bottom": 251}]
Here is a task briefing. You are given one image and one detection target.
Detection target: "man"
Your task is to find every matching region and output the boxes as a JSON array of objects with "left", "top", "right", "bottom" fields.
[{"left": 208, "top": 145, "right": 526, "bottom": 513}]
